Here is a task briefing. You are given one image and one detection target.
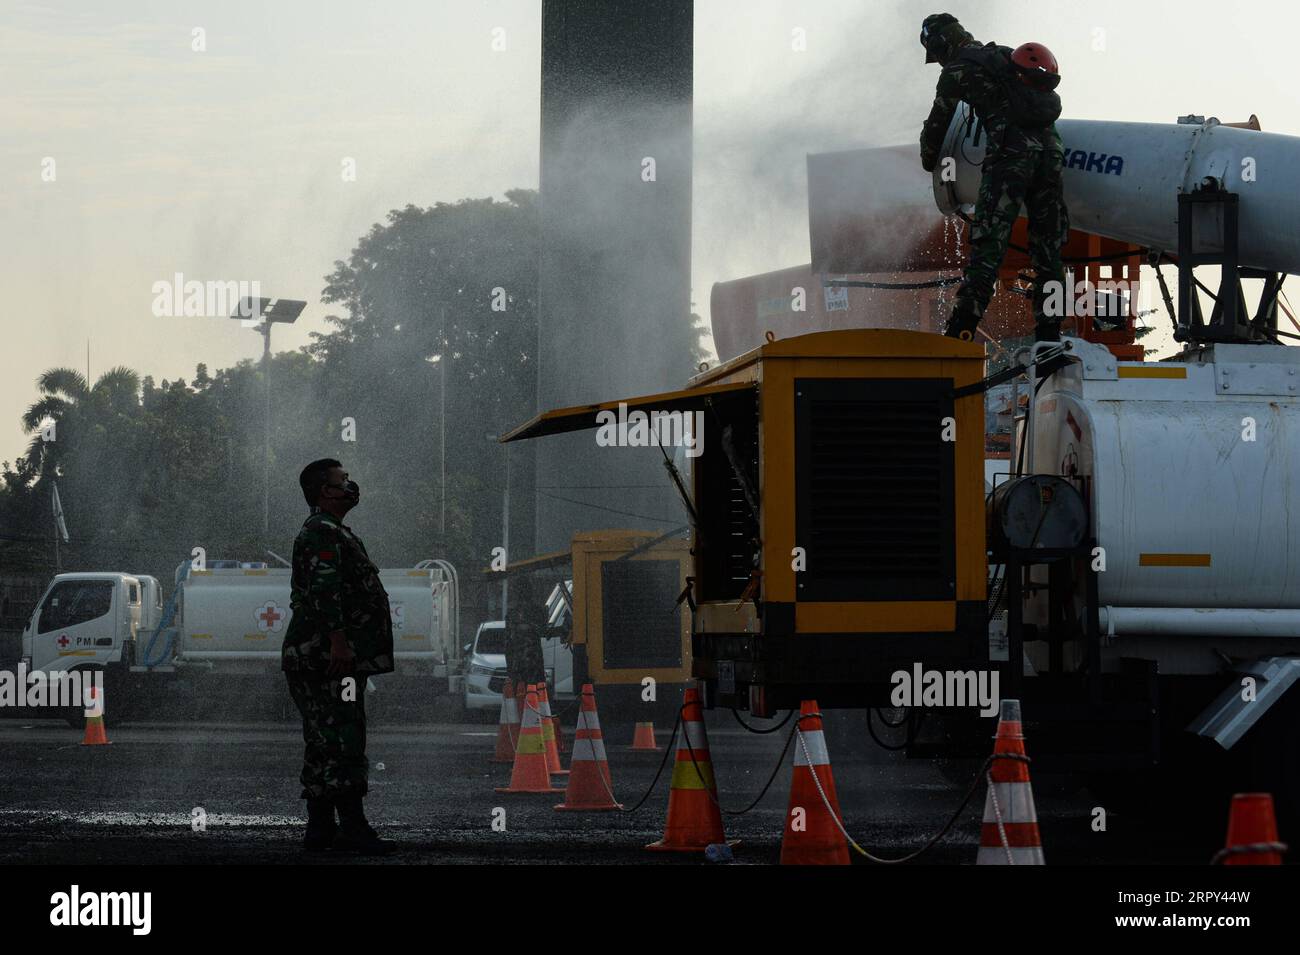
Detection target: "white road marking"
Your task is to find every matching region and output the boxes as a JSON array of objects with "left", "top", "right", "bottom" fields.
[{"left": 0, "top": 809, "right": 299, "bottom": 827}]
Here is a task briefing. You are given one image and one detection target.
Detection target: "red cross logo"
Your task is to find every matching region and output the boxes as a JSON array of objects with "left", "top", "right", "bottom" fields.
[
  {"left": 56, "top": 634, "right": 70, "bottom": 649},
  {"left": 256, "top": 602, "right": 286, "bottom": 633}
]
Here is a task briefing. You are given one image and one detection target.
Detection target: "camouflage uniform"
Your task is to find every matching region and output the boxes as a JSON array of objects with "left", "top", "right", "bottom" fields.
[
  {"left": 503, "top": 592, "right": 546, "bottom": 689},
  {"left": 920, "top": 39, "right": 1069, "bottom": 338},
  {"left": 282, "top": 509, "right": 393, "bottom": 799}
]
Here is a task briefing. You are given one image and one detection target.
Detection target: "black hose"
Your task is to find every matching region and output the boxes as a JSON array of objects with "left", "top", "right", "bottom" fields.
[
  {"left": 867, "top": 707, "right": 916, "bottom": 752},
  {"left": 731, "top": 707, "right": 794, "bottom": 734},
  {"left": 824, "top": 277, "right": 963, "bottom": 291},
  {"left": 680, "top": 712, "right": 797, "bottom": 815},
  {"left": 611, "top": 707, "right": 683, "bottom": 813}
]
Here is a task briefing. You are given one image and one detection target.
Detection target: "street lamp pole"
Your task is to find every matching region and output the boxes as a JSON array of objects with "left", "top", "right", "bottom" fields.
[
  {"left": 262, "top": 320, "right": 272, "bottom": 535},
  {"left": 487, "top": 432, "right": 511, "bottom": 618},
  {"left": 502, "top": 440, "right": 510, "bottom": 616},
  {"left": 232, "top": 297, "right": 305, "bottom": 538},
  {"left": 440, "top": 305, "right": 447, "bottom": 537},
  {"left": 440, "top": 346, "right": 446, "bottom": 537}
]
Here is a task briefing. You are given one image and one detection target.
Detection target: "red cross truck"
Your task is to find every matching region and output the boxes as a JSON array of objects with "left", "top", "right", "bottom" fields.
[{"left": 20, "top": 558, "right": 462, "bottom": 722}]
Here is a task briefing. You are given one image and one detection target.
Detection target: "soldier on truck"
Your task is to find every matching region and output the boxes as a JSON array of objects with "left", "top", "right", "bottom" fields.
[{"left": 918, "top": 12, "right": 1069, "bottom": 345}]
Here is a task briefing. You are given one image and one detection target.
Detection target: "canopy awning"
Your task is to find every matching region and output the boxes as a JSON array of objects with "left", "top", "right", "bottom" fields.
[
  {"left": 500, "top": 380, "right": 755, "bottom": 443},
  {"left": 481, "top": 550, "right": 572, "bottom": 576}
]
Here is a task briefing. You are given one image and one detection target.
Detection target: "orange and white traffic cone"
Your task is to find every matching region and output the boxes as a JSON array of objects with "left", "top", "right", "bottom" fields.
[
  {"left": 781, "top": 700, "right": 848, "bottom": 865},
  {"left": 555, "top": 684, "right": 622, "bottom": 811},
  {"left": 537, "top": 684, "right": 568, "bottom": 776},
  {"left": 80, "top": 685, "right": 111, "bottom": 747},
  {"left": 1216, "top": 793, "right": 1286, "bottom": 865},
  {"left": 490, "top": 681, "right": 519, "bottom": 764},
  {"left": 496, "top": 688, "right": 563, "bottom": 794},
  {"left": 977, "top": 699, "right": 1044, "bottom": 865},
  {"left": 629, "top": 721, "right": 659, "bottom": 751},
  {"left": 647, "top": 686, "right": 732, "bottom": 852}
]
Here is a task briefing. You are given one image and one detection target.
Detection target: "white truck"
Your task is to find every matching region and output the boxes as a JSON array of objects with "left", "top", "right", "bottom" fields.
[{"left": 21, "top": 558, "right": 462, "bottom": 717}]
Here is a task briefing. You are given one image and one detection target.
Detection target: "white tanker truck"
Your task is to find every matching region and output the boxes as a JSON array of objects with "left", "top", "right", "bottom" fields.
[
  {"left": 20, "top": 557, "right": 462, "bottom": 719},
  {"left": 930, "top": 109, "right": 1300, "bottom": 819}
]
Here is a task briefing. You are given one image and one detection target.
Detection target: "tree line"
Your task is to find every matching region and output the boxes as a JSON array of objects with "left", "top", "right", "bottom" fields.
[{"left": 0, "top": 188, "right": 708, "bottom": 598}]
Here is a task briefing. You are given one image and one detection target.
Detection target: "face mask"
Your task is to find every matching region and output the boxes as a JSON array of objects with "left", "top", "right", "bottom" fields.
[{"left": 323, "top": 479, "right": 360, "bottom": 507}]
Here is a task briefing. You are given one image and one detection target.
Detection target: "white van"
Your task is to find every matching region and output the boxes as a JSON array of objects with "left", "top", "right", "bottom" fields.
[{"left": 462, "top": 619, "right": 573, "bottom": 712}]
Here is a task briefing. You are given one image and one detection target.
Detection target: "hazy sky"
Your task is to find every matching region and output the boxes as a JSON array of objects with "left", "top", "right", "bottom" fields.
[{"left": 4, "top": 0, "right": 1300, "bottom": 466}]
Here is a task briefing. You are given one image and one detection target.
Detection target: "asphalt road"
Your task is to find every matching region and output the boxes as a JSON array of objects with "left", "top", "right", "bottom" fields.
[{"left": 0, "top": 706, "right": 1216, "bottom": 865}]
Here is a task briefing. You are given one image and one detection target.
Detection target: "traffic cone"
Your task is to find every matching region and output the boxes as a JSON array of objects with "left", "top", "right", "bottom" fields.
[
  {"left": 490, "top": 681, "right": 519, "bottom": 764},
  {"left": 630, "top": 721, "right": 660, "bottom": 751},
  {"left": 537, "top": 684, "right": 568, "bottom": 776},
  {"left": 496, "top": 688, "right": 563, "bottom": 794},
  {"left": 781, "top": 700, "right": 848, "bottom": 865},
  {"left": 80, "top": 685, "right": 111, "bottom": 747},
  {"left": 555, "top": 684, "right": 622, "bottom": 811},
  {"left": 647, "top": 686, "right": 732, "bottom": 852},
  {"left": 1218, "top": 793, "right": 1285, "bottom": 865},
  {"left": 977, "top": 699, "right": 1044, "bottom": 865}
]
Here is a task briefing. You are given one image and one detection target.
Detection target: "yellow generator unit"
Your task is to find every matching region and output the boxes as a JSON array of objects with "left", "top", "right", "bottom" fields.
[
  {"left": 495, "top": 530, "right": 692, "bottom": 716},
  {"left": 503, "top": 329, "right": 987, "bottom": 715},
  {"left": 570, "top": 530, "right": 691, "bottom": 712}
]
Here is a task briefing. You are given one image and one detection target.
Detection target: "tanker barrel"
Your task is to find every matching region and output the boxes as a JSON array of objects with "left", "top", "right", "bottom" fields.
[{"left": 932, "top": 105, "right": 1300, "bottom": 276}]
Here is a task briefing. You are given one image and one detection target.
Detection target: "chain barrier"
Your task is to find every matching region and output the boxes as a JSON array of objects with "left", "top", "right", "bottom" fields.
[
  {"left": 796, "top": 732, "right": 1031, "bottom": 864},
  {"left": 1210, "top": 841, "right": 1288, "bottom": 865}
]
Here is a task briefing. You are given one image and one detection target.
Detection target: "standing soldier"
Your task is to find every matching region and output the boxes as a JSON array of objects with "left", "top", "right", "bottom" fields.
[
  {"left": 282, "top": 457, "right": 395, "bottom": 854},
  {"left": 503, "top": 576, "right": 547, "bottom": 694},
  {"left": 918, "top": 13, "right": 1069, "bottom": 344}
]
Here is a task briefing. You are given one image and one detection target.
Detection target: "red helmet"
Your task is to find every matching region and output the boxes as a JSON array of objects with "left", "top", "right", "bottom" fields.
[{"left": 1011, "top": 42, "right": 1060, "bottom": 89}]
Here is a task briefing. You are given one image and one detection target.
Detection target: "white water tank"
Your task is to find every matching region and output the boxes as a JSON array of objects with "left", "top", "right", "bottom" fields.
[
  {"left": 933, "top": 106, "right": 1300, "bottom": 275},
  {"left": 177, "top": 567, "right": 445, "bottom": 670},
  {"left": 1030, "top": 339, "right": 1300, "bottom": 610}
]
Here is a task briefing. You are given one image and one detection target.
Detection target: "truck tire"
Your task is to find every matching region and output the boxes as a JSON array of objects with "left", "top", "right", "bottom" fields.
[
  {"left": 1085, "top": 733, "right": 1236, "bottom": 846},
  {"left": 62, "top": 665, "right": 128, "bottom": 729},
  {"left": 1241, "top": 687, "right": 1300, "bottom": 836}
]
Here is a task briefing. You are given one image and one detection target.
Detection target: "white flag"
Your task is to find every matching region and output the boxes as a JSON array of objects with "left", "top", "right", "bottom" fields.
[{"left": 52, "top": 482, "right": 70, "bottom": 543}]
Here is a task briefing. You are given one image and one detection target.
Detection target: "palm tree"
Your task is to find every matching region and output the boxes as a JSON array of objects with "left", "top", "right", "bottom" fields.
[{"left": 20, "top": 366, "right": 141, "bottom": 481}]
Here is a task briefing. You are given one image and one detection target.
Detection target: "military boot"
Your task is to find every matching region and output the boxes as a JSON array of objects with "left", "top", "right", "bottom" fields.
[
  {"left": 333, "top": 794, "right": 397, "bottom": 855},
  {"left": 943, "top": 298, "right": 982, "bottom": 341},
  {"left": 1031, "top": 284, "right": 1063, "bottom": 344},
  {"left": 303, "top": 795, "right": 337, "bottom": 851}
]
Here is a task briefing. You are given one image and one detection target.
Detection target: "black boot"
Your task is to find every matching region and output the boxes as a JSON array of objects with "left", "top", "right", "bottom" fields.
[
  {"left": 333, "top": 794, "right": 396, "bottom": 855},
  {"left": 1031, "top": 282, "right": 1063, "bottom": 344},
  {"left": 303, "top": 795, "right": 337, "bottom": 851}
]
